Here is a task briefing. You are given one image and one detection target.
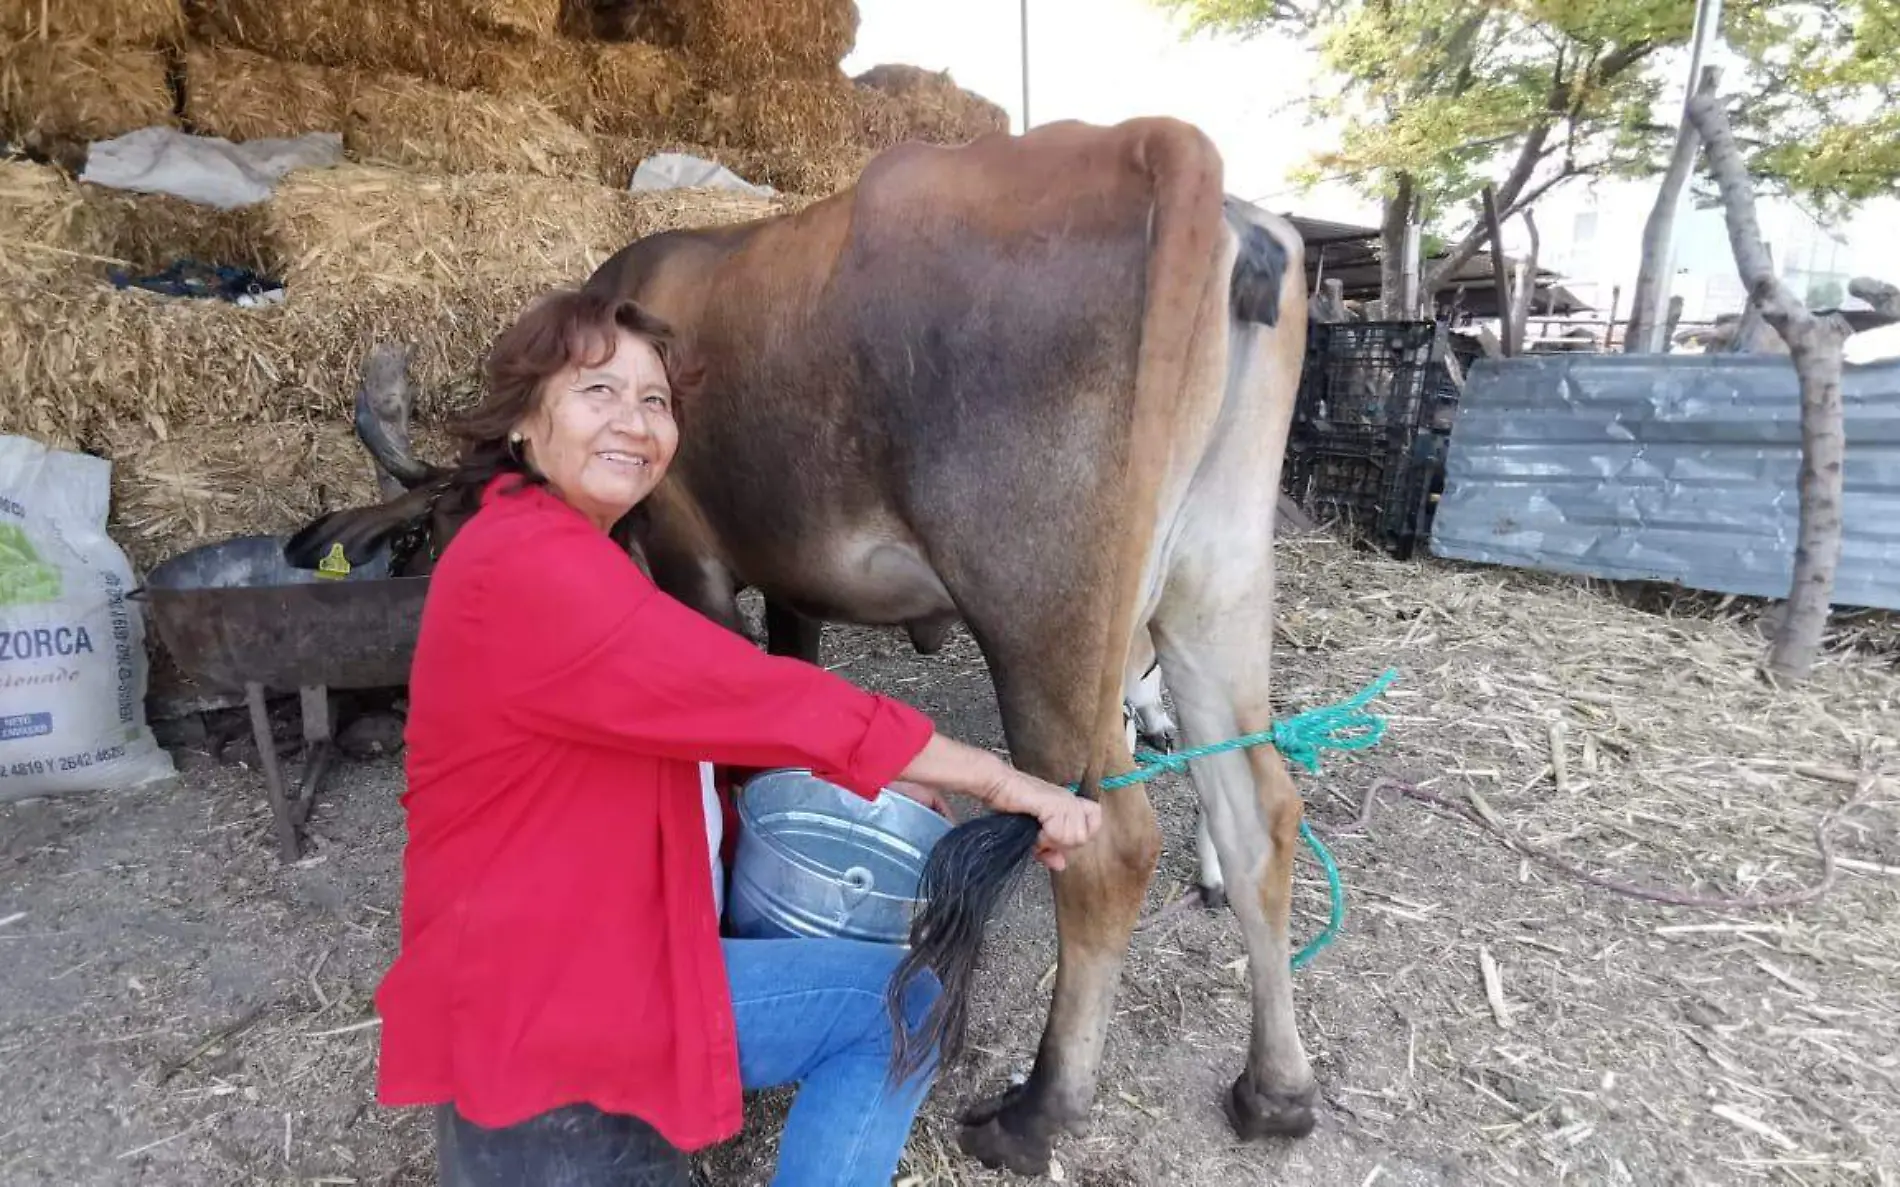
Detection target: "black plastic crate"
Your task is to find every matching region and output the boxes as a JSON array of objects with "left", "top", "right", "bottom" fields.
[
  {"left": 1295, "top": 320, "right": 1438, "bottom": 428},
  {"left": 1282, "top": 320, "right": 1451, "bottom": 558}
]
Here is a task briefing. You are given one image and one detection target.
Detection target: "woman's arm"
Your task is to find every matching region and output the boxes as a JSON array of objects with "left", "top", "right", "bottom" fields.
[
  {"left": 892, "top": 733, "right": 1102, "bottom": 871},
  {"left": 481, "top": 514, "right": 1100, "bottom": 862}
]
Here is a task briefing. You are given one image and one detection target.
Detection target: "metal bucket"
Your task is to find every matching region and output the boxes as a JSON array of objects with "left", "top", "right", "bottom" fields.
[{"left": 726, "top": 768, "right": 953, "bottom": 946}]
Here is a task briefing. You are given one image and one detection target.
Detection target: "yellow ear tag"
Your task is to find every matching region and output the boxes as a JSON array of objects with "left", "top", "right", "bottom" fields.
[{"left": 316, "top": 542, "right": 352, "bottom": 580}]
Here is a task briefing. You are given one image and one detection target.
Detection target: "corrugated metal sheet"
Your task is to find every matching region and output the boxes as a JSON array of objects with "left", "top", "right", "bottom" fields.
[{"left": 1429, "top": 354, "right": 1900, "bottom": 611}]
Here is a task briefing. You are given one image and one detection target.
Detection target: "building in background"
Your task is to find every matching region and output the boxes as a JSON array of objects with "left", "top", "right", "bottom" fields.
[{"left": 1529, "top": 181, "right": 1860, "bottom": 326}]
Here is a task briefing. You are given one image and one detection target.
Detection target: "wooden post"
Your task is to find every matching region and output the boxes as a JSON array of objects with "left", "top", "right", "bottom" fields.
[
  {"left": 1687, "top": 90, "right": 1851, "bottom": 682},
  {"left": 1481, "top": 186, "right": 1516, "bottom": 356},
  {"left": 1509, "top": 210, "right": 1540, "bottom": 352}
]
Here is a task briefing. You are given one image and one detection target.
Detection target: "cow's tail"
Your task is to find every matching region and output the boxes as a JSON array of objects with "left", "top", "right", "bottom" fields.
[{"left": 887, "top": 121, "right": 1230, "bottom": 1083}]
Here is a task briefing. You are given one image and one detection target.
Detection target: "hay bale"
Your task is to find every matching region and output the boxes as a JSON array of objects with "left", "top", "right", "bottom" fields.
[
  {"left": 101, "top": 418, "right": 466, "bottom": 569},
  {"left": 469, "top": 36, "right": 592, "bottom": 124},
  {"left": 755, "top": 142, "right": 870, "bottom": 196},
  {"left": 101, "top": 419, "right": 386, "bottom": 571},
  {"left": 184, "top": 45, "right": 351, "bottom": 140},
  {"left": 590, "top": 42, "right": 693, "bottom": 135},
  {"left": 591, "top": 0, "right": 857, "bottom": 83},
  {"left": 455, "top": 0, "right": 559, "bottom": 38},
  {"left": 269, "top": 164, "right": 782, "bottom": 295},
  {"left": 0, "top": 158, "right": 106, "bottom": 279},
  {"left": 344, "top": 74, "right": 595, "bottom": 177},
  {"left": 3, "top": 159, "right": 281, "bottom": 276},
  {"left": 0, "top": 38, "right": 175, "bottom": 147},
  {"left": 270, "top": 165, "right": 634, "bottom": 296},
  {"left": 0, "top": 0, "right": 182, "bottom": 46},
  {"left": 0, "top": 166, "right": 792, "bottom": 449},
  {"left": 691, "top": 75, "right": 858, "bottom": 153},
  {"left": 186, "top": 0, "right": 481, "bottom": 88},
  {"left": 81, "top": 189, "right": 278, "bottom": 273},
  {"left": 854, "top": 64, "right": 1008, "bottom": 147}
]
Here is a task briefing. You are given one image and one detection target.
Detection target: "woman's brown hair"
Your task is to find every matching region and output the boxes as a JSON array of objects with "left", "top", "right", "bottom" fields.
[{"left": 435, "top": 288, "right": 702, "bottom": 551}]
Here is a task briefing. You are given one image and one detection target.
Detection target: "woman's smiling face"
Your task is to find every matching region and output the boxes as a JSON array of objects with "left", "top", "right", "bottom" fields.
[{"left": 515, "top": 327, "right": 680, "bottom": 530}]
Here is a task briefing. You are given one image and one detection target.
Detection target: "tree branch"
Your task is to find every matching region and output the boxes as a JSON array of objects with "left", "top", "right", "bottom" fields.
[
  {"left": 1592, "top": 40, "right": 1655, "bottom": 83},
  {"left": 1421, "top": 156, "right": 1578, "bottom": 294}
]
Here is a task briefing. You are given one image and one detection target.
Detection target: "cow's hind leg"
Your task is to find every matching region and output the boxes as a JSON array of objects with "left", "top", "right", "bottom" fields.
[
  {"left": 1152, "top": 600, "right": 1318, "bottom": 1140},
  {"left": 949, "top": 623, "right": 1162, "bottom": 1176}
]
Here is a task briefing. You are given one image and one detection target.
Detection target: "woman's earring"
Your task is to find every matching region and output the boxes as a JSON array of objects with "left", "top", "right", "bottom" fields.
[{"left": 507, "top": 431, "right": 525, "bottom": 463}]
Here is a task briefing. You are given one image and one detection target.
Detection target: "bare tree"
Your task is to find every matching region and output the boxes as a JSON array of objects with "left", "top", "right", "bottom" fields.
[
  {"left": 1509, "top": 211, "right": 1540, "bottom": 350},
  {"left": 1627, "top": 67, "right": 1723, "bottom": 353},
  {"left": 1687, "top": 90, "right": 1852, "bottom": 682}
]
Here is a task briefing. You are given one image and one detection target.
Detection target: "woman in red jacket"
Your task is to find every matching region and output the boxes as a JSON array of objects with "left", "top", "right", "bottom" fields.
[{"left": 373, "top": 288, "right": 1101, "bottom": 1187}]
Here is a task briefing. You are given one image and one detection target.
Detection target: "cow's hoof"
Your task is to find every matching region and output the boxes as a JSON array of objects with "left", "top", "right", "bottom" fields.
[
  {"left": 1224, "top": 1074, "right": 1318, "bottom": 1141},
  {"left": 957, "top": 1086, "right": 1057, "bottom": 1177},
  {"left": 1198, "top": 883, "right": 1229, "bottom": 911}
]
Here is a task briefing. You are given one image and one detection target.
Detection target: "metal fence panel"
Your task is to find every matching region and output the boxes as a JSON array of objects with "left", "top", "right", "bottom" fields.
[{"left": 1428, "top": 354, "right": 1900, "bottom": 611}]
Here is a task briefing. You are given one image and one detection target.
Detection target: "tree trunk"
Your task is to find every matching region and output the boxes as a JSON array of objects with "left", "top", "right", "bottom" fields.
[
  {"left": 1509, "top": 210, "right": 1540, "bottom": 350},
  {"left": 1480, "top": 186, "right": 1517, "bottom": 356},
  {"left": 1687, "top": 91, "right": 1852, "bottom": 683},
  {"left": 1379, "top": 175, "right": 1415, "bottom": 318},
  {"left": 1628, "top": 67, "right": 1724, "bottom": 353}
]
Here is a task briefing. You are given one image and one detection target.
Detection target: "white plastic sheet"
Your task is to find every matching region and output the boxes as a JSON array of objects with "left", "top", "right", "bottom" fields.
[{"left": 81, "top": 127, "right": 344, "bottom": 210}]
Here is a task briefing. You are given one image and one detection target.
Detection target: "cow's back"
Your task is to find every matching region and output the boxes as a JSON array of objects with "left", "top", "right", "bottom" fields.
[{"left": 589, "top": 121, "right": 1215, "bottom": 627}]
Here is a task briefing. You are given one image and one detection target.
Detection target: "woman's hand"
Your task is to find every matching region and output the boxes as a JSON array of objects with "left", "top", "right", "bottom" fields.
[
  {"left": 895, "top": 733, "right": 1106, "bottom": 870},
  {"left": 984, "top": 769, "right": 1103, "bottom": 871}
]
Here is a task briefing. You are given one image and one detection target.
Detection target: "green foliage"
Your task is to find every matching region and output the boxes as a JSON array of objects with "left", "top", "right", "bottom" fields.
[{"left": 1158, "top": 0, "right": 1900, "bottom": 226}]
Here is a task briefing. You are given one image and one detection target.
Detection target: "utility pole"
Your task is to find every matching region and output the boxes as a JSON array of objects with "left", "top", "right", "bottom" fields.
[{"left": 1020, "top": 0, "right": 1031, "bottom": 132}]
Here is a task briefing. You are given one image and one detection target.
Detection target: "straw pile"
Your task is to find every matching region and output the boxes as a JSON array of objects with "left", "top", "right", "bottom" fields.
[
  {"left": 343, "top": 74, "right": 596, "bottom": 176},
  {"left": 589, "top": 42, "right": 693, "bottom": 134},
  {"left": 588, "top": 0, "right": 858, "bottom": 84},
  {"left": 854, "top": 64, "right": 1009, "bottom": 148},
  {"left": 455, "top": 0, "right": 560, "bottom": 39},
  {"left": 3, "top": 158, "right": 280, "bottom": 277},
  {"left": 0, "top": 158, "right": 97, "bottom": 281},
  {"left": 183, "top": 45, "right": 351, "bottom": 140},
  {"left": 467, "top": 36, "right": 593, "bottom": 123},
  {"left": 692, "top": 77, "right": 857, "bottom": 153},
  {"left": 184, "top": 0, "right": 481, "bottom": 86},
  {"left": 100, "top": 419, "right": 462, "bottom": 570},
  {"left": 183, "top": 47, "right": 600, "bottom": 177},
  {"left": 1, "top": 165, "right": 790, "bottom": 453},
  {"left": 0, "top": 37, "right": 175, "bottom": 146},
  {"left": 0, "top": 0, "right": 183, "bottom": 45}
]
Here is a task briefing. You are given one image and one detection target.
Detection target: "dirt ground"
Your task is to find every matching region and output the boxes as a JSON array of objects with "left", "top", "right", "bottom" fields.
[{"left": 3, "top": 533, "right": 1897, "bottom": 1187}]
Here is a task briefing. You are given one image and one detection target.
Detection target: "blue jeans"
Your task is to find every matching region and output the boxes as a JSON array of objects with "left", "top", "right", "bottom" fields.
[
  {"left": 727, "top": 937, "right": 943, "bottom": 1187},
  {"left": 434, "top": 938, "right": 940, "bottom": 1187}
]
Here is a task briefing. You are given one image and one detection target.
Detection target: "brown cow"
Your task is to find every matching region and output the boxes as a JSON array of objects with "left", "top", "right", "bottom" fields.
[{"left": 288, "top": 116, "right": 1315, "bottom": 1174}]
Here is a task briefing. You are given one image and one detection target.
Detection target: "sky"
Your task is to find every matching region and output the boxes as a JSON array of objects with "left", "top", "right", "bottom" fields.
[{"left": 841, "top": 0, "right": 1382, "bottom": 224}]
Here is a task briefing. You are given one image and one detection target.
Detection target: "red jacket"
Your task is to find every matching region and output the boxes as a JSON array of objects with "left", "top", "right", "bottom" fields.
[{"left": 374, "top": 479, "right": 935, "bottom": 1150}]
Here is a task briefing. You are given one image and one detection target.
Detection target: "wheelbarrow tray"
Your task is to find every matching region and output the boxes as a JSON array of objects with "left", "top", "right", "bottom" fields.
[
  {"left": 144, "top": 535, "right": 429, "bottom": 695},
  {"left": 141, "top": 535, "right": 430, "bottom": 862}
]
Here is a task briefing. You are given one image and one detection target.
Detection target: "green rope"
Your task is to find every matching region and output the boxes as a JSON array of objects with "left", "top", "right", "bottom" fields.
[{"left": 1079, "top": 668, "right": 1399, "bottom": 970}]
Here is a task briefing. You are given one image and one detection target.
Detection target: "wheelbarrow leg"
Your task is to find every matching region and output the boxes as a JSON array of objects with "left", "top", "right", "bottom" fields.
[
  {"left": 247, "top": 681, "right": 300, "bottom": 863},
  {"left": 294, "top": 685, "right": 334, "bottom": 829}
]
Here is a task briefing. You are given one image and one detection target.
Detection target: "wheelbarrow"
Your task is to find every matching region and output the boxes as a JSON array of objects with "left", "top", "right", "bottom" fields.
[{"left": 142, "top": 535, "right": 430, "bottom": 862}]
